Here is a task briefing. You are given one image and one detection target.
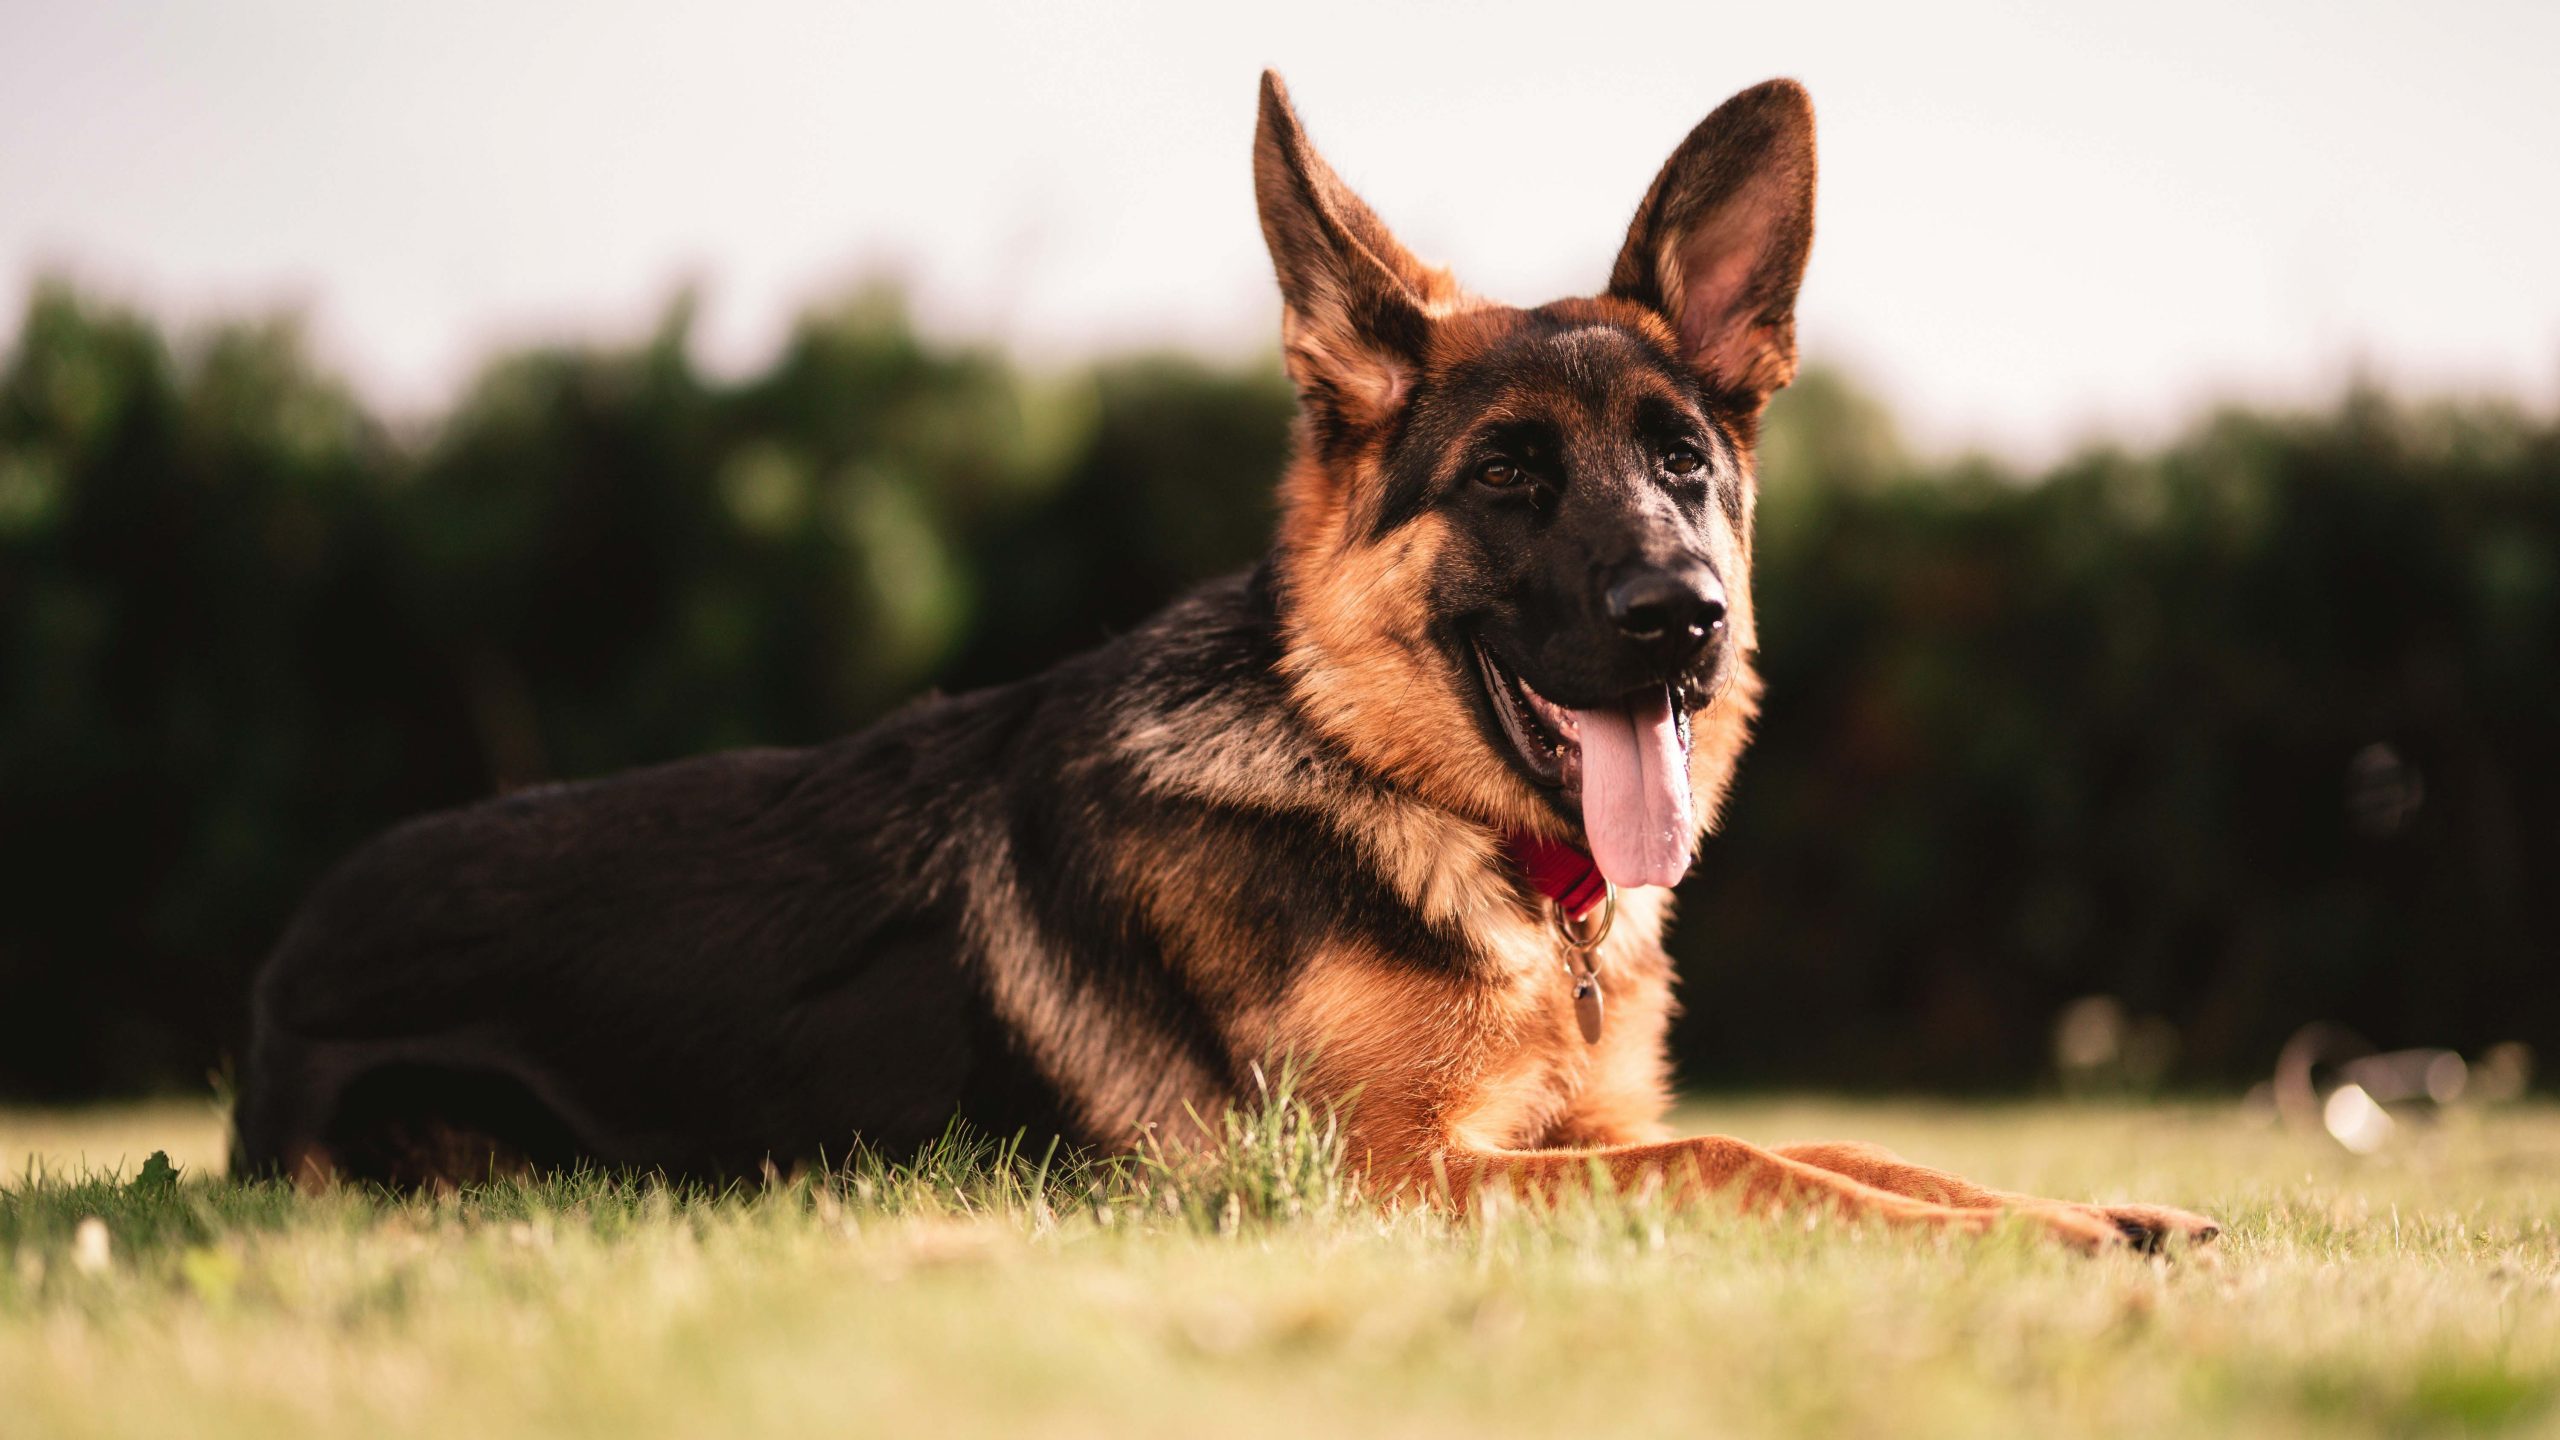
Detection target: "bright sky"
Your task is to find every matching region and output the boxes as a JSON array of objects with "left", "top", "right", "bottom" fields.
[{"left": 5, "top": 1, "right": 2555, "bottom": 459}]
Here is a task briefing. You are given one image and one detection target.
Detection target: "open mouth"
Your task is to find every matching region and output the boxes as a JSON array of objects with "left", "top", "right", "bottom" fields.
[
  {"left": 1473, "top": 639, "right": 1699, "bottom": 890},
  {"left": 1472, "top": 640, "right": 1694, "bottom": 793}
]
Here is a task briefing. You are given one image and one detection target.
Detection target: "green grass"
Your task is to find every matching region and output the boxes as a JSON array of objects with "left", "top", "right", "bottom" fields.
[{"left": 4, "top": 1093, "right": 2555, "bottom": 1440}]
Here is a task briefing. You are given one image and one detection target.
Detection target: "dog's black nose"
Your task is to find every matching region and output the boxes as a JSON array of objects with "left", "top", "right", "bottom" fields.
[{"left": 1605, "top": 565, "right": 1727, "bottom": 647}]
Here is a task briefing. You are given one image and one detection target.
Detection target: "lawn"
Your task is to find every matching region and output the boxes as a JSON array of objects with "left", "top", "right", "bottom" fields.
[{"left": 3, "top": 1094, "right": 2554, "bottom": 1439}]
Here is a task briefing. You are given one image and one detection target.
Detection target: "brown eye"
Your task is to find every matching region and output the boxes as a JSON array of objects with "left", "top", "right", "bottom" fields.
[
  {"left": 1476, "top": 457, "right": 1523, "bottom": 488},
  {"left": 1663, "top": 443, "right": 1706, "bottom": 477}
]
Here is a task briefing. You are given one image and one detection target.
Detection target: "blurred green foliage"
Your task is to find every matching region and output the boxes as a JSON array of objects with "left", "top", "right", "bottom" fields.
[{"left": 1, "top": 277, "right": 2551, "bottom": 1099}]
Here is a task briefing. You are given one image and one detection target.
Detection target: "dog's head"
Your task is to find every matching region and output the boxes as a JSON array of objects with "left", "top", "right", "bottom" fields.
[{"left": 1254, "top": 73, "right": 1815, "bottom": 890}]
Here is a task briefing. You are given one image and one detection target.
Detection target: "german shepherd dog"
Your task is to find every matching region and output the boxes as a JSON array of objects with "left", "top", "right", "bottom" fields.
[{"left": 238, "top": 74, "right": 2217, "bottom": 1251}]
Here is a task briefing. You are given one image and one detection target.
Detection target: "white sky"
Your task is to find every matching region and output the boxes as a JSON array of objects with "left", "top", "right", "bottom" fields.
[{"left": 4, "top": 0, "right": 2556, "bottom": 460}]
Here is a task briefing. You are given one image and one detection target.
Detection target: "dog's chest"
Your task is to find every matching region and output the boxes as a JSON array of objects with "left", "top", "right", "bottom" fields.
[{"left": 1436, "top": 896, "right": 1675, "bottom": 1148}]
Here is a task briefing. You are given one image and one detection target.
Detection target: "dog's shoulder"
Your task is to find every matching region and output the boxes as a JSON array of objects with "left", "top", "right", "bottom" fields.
[{"left": 1069, "top": 568, "right": 1354, "bottom": 805}]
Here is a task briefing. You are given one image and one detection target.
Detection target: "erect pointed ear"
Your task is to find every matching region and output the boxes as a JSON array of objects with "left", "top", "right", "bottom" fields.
[
  {"left": 1255, "top": 71, "right": 1449, "bottom": 434},
  {"left": 1608, "top": 79, "right": 1817, "bottom": 413}
]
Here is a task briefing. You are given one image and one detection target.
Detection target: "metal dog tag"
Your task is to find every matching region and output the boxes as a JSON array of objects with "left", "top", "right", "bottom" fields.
[
  {"left": 1553, "top": 882, "right": 1614, "bottom": 1046},
  {"left": 1570, "top": 967, "right": 1605, "bottom": 1045}
]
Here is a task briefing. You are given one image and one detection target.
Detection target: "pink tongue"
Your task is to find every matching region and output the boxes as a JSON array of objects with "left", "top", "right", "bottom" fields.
[{"left": 1571, "top": 688, "right": 1695, "bottom": 889}]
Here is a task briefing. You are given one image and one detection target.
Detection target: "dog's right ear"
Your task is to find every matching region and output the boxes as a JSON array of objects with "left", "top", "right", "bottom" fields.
[{"left": 1254, "top": 71, "right": 1444, "bottom": 437}]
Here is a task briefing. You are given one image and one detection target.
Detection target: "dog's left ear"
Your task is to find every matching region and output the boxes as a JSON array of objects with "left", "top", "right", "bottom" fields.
[
  {"left": 1608, "top": 79, "right": 1817, "bottom": 413},
  {"left": 1254, "top": 71, "right": 1449, "bottom": 435}
]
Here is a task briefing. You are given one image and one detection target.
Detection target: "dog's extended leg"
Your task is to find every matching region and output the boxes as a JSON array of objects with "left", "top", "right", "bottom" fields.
[
  {"left": 1771, "top": 1140, "right": 2220, "bottom": 1251},
  {"left": 1279, "top": 953, "right": 2160, "bottom": 1252},
  {"left": 1414, "top": 1136, "right": 2130, "bottom": 1250}
]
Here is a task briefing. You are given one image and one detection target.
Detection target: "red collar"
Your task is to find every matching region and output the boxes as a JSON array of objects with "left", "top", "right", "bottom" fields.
[{"left": 1504, "top": 831, "right": 1608, "bottom": 922}]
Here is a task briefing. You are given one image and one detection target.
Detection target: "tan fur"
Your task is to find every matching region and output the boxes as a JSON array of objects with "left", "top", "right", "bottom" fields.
[
  {"left": 1110, "top": 660, "right": 1514, "bottom": 933},
  {"left": 1275, "top": 504, "right": 1547, "bottom": 834},
  {"left": 1265, "top": 881, "right": 1678, "bottom": 1166}
]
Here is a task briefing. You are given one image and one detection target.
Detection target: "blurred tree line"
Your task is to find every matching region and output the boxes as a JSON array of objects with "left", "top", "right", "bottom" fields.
[{"left": 2, "top": 277, "right": 2552, "bottom": 1099}]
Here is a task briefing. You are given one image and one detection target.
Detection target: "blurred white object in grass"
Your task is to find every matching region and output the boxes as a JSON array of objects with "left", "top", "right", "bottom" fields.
[
  {"left": 2321, "top": 1084, "right": 2395, "bottom": 1155},
  {"left": 71, "top": 1216, "right": 110, "bottom": 1275},
  {"left": 2272, "top": 1024, "right": 2536, "bottom": 1154}
]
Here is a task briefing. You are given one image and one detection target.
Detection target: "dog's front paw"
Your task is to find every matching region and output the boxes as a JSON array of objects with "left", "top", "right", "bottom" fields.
[{"left": 2085, "top": 1202, "right": 2222, "bottom": 1253}]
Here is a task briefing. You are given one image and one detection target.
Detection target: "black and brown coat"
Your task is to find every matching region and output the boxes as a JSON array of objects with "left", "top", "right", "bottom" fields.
[{"left": 235, "top": 74, "right": 2217, "bottom": 1252}]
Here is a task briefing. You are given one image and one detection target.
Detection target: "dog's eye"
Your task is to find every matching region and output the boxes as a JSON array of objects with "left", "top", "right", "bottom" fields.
[
  {"left": 1475, "top": 458, "right": 1524, "bottom": 488},
  {"left": 1662, "top": 443, "right": 1707, "bottom": 477}
]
